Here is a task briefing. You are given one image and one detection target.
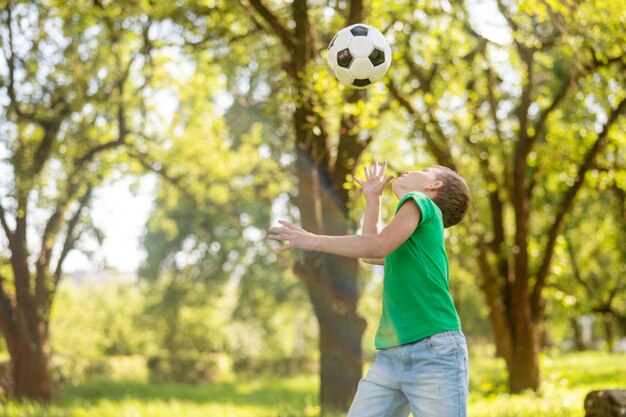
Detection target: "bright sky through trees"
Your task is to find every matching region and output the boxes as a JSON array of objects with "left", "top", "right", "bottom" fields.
[{"left": 63, "top": 175, "right": 156, "bottom": 272}]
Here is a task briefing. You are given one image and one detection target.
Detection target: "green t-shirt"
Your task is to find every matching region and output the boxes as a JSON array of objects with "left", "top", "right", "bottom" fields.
[{"left": 374, "top": 191, "right": 461, "bottom": 349}]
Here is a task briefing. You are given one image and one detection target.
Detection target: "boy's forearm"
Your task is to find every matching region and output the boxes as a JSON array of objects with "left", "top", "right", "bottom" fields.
[
  {"left": 312, "top": 233, "right": 386, "bottom": 259},
  {"left": 362, "top": 196, "right": 382, "bottom": 235}
]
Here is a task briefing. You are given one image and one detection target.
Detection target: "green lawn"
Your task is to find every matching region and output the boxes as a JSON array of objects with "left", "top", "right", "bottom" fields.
[
  {"left": 469, "top": 350, "right": 626, "bottom": 417},
  {"left": 2, "top": 351, "right": 625, "bottom": 417}
]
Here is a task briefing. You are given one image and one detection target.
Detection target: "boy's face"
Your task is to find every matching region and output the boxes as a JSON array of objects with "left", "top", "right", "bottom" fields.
[{"left": 392, "top": 166, "right": 442, "bottom": 198}]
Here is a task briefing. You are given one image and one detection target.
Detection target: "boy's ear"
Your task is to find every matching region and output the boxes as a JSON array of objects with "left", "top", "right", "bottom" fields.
[{"left": 426, "top": 180, "right": 443, "bottom": 191}]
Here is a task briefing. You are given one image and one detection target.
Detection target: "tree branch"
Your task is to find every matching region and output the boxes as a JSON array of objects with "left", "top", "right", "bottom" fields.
[
  {"left": 564, "top": 235, "right": 591, "bottom": 293},
  {"left": 0, "top": 200, "right": 13, "bottom": 243},
  {"left": 246, "top": 0, "right": 296, "bottom": 52},
  {"left": 529, "top": 73, "right": 574, "bottom": 147},
  {"left": 386, "top": 81, "right": 455, "bottom": 167},
  {"left": 76, "top": 57, "right": 132, "bottom": 165},
  {"left": 53, "top": 186, "right": 93, "bottom": 288},
  {"left": 3, "top": 3, "right": 27, "bottom": 121},
  {"left": 495, "top": 0, "right": 519, "bottom": 32},
  {"left": 2, "top": 3, "right": 69, "bottom": 138},
  {"left": 525, "top": 71, "right": 576, "bottom": 196},
  {"left": 34, "top": 181, "right": 83, "bottom": 307},
  {"left": 348, "top": 0, "right": 364, "bottom": 24},
  {"left": 404, "top": 57, "right": 435, "bottom": 94},
  {"left": 32, "top": 116, "right": 69, "bottom": 175},
  {"left": 586, "top": 50, "right": 625, "bottom": 72},
  {"left": 11, "top": 195, "right": 32, "bottom": 312},
  {"left": 0, "top": 273, "right": 17, "bottom": 346},
  {"left": 184, "top": 25, "right": 262, "bottom": 50}
]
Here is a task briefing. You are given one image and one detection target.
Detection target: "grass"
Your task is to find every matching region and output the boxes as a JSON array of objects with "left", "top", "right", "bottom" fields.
[
  {"left": 1, "top": 350, "right": 624, "bottom": 417},
  {"left": 0, "top": 375, "right": 320, "bottom": 417},
  {"left": 468, "top": 349, "right": 626, "bottom": 417}
]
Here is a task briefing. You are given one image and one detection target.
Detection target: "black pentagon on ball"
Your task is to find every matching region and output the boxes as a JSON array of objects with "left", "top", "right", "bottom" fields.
[
  {"left": 350, "top": 25, "right": 369, "bottom": 37},
  {"left": 337, "top": 48, "right": 354, "bottom": 68},
  {"left": 353, "top": 78, "right": 372, "bottom": 87},
  {"left": 369, "top": 48, "right": 385, "bottom": 66}
]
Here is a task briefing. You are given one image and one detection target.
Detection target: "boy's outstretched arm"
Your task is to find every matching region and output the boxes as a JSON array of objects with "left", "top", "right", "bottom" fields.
[
  {"left": 354, "top": 161, "right": 394, "bottom": 265},
  {"left": 268, "top": 200, "right": 420, "bottom": 258}
]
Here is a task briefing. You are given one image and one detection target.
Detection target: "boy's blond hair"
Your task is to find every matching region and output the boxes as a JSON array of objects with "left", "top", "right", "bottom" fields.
[{"left": 430, "top": 166, "right": 470, "bottom": 228}]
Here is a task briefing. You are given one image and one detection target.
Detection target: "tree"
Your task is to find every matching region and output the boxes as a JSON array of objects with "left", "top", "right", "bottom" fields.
[
  {"left": 385, "top": 0, "right": 625, "bottom": 391},
  {"left": 0, "top": 0, "right": 153, "bottom": 400}
]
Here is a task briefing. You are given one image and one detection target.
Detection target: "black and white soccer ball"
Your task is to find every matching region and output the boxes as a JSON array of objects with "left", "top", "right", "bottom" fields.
[{"left": 327, "top": 23, "right": 392, "bottom": 89}]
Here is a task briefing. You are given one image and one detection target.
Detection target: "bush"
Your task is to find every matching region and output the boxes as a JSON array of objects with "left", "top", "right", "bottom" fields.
[
  {"left": 233, "top": 355, "right": 318, "bottom": 377},
  {"left": 50, "top": 277, "right": 154, "bottom": 383},
  {"left": 147, "top": 353, "right": 231, "bottom": 384}
]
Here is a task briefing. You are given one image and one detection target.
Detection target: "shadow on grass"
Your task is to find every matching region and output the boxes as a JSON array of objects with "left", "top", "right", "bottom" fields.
[{"left": 58, "top": 376, "right": 317, "bottom": 408}]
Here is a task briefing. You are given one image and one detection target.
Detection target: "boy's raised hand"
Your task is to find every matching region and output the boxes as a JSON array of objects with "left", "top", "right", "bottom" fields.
[{"left": 354, "top": 161, "right": 395, "bottom": 200}]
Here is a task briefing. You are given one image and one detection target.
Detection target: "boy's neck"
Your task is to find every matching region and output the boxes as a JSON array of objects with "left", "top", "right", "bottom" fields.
[{"left": 394, "top": 189, "right": 437, "bottom": 200}]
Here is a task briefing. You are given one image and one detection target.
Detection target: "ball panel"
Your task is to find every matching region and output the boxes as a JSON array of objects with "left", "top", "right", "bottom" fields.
[
  {"left": 349, "top": 57, "right": 375, "bottom": 79},
  {"left": 327, "top": 46, "right": 338, "bottom": 70},
  {"left": 348, "top": 36, "right": 374, "bottom": 58},
  {"left": 333, "top": 29, "right": 353, "bottom": 51},
  {"left": 334, "top": 67, "right": 355, "bottom": 85},
  {"left": 353, "top": 78, "right": 372, "bottom": 88},
  {"left": 350, "top": 25, "right": 369, "bottom": 36},
  {"left": 367, "top": 28, "right": 387, "bottom": 50},
  {"left": 369, "top": 63, "right": 388, "bottom": 83},
  {"left": 369, "top": 48, "right": 385, "bottom": 66},
  {"left": 384, "top": 44, "right": 392, "bottom": 66},
  {"left": 336, "top": 48, "right": 354, "bottom": 68}
]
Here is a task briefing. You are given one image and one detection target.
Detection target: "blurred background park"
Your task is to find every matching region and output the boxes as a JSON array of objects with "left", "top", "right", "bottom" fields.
[{"left": 0, "top": 0, "right": 625, "bottom": 416}]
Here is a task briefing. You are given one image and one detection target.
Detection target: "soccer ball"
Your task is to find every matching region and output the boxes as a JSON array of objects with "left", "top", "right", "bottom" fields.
[{"left": 327, "top": 23, "right": 392, "bottom": 89}]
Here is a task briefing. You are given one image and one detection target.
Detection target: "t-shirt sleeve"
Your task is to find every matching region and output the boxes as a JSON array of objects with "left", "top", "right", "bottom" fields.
[{"left": 395, "top": 191, "right": 436, "bottom": 226}]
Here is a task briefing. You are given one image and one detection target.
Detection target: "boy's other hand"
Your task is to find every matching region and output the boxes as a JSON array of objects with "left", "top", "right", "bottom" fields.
[
  {"left": 354, "top": 161, "right": 394, "bottom": 200},
  {"left": 268, "top": 220, "right": 316, "bottom": 252}
]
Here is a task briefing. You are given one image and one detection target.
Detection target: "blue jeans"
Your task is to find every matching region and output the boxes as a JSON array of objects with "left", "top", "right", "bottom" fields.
[{"left": 347, "top": 330, "right": 469, "bottom": 417}]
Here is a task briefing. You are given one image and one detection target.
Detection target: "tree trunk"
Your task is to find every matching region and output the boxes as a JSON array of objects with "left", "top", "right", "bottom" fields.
[
  {"left": 7, "top": 328, "right": 53, "bottom": 401},
  {"left": 508, "top": 317, "right": 540, "bottom": 392},
  {"left": 602, "top": 313, "right": 614, "bottom": 352},
  {"left": 475, "top": 245, "right": 511, "bottom": 361},
  {"left": 296, "top": 253, "right": 365, "bottom": 414},
  {"left": 1, "top": 231, "right": 55, "bottom": 401},
  {"left": 571, "top": 317, "right": 585, "bottom": 350},
  {"left": 317, "top": 256, "right": 365, "bottom": 413}
]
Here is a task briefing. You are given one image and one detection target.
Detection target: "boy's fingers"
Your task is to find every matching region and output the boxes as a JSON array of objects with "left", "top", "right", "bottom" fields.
[
  {"left": 275, "top": 244, "right": 291, "bottom": 253},
  {"left": 364, "top": 166, "right": 370, "bottom": 179},
  {"left": 383, "top": 175, "right": 395, "bottom": 185},
  {"left": 278, "top": 220, "right": 301, "bottom": 231},
  {"left": 268, "top": 231, "right": 286, "bottom": 240},
  {"left": 353, "top": 176, "right": 364, "bottom": 186}
]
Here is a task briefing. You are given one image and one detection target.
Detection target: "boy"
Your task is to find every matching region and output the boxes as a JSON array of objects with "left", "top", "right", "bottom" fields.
[{"left": 268, "top": 161, "right": 471, "bottom": 417}]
